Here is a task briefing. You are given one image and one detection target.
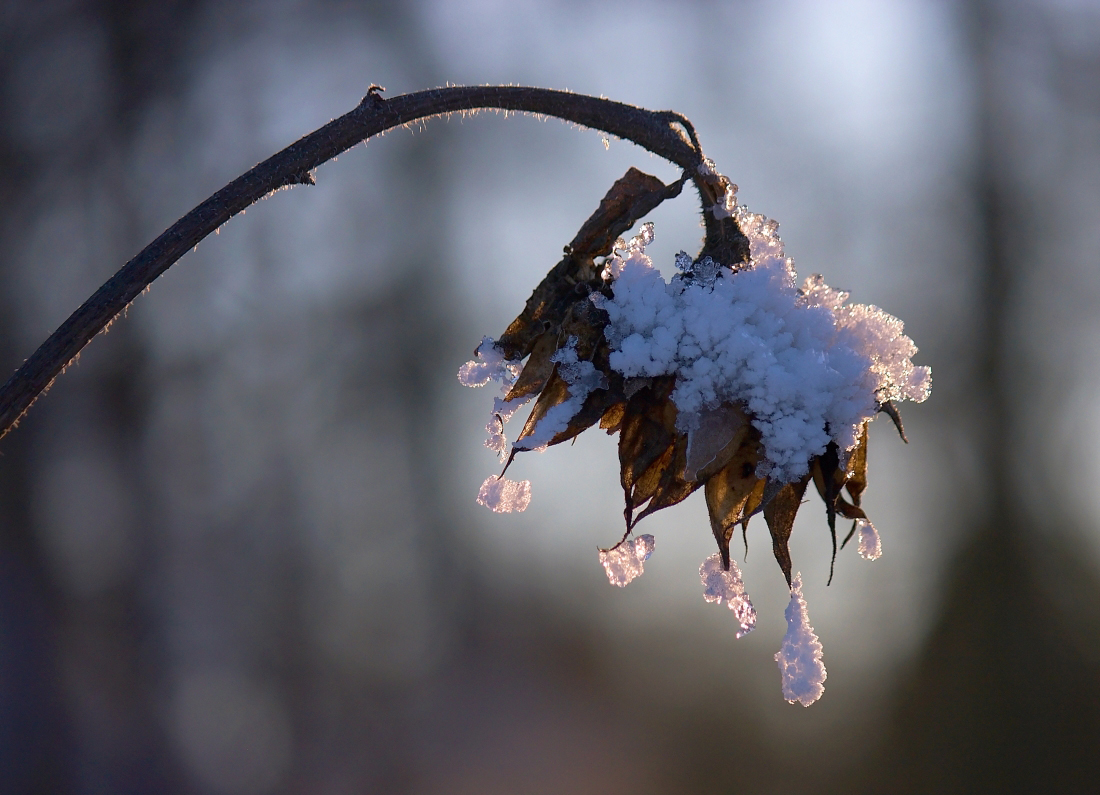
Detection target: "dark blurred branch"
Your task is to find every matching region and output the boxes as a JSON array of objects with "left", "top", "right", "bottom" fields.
[{"left": 0, "top": 85, "right": 714, "bottom": 441}]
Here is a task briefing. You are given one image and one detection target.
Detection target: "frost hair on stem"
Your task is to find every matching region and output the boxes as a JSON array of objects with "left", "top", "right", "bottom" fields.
[
  {"left": 775, "top": 572, "right": 827, "bottom": 706},
  {"left": 599, "top": 534, "right": 655, "bottom": 587}
]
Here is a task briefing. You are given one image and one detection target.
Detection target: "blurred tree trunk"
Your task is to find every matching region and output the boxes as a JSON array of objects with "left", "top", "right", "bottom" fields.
[
  {"left": 859, "top": 3, "right": 1100, "bottom": 792},
  {"left": 0, "top": 2, "right": 198, "bottom": 792}
]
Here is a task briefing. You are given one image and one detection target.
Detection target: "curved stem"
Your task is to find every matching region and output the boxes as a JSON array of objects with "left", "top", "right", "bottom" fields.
[{"left": 0, "top": 85, "right": 708, "bottom": 441}]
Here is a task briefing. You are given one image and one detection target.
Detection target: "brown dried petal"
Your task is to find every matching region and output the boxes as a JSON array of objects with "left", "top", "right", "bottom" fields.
[
  {"left": 568, "top": 167, "right": 684, "bottom": 261},
  {"left": 764, "top": 475, "right": 812, "bottom": 587},
  {"left": 505, "top": 332, "right": 559, "bottom": 403},
  {"left": 631, "top": 432, "right": 702, "bottom": 527},
  {"left": 514, "top": 369, "right": 622, "bottom": 452},
  {"left": 514, "top": 369, "right": 573, "bottom": 448},
  {"left": 878, "top": 400, "right": 909, "bottom": 443},
  {"left": 811, "top": 443, "right": 845, "bottom": 584},
  {"left": 835, "top": 497, "right": 866, "bottom": 521},
  {"left": 497, "top": 168, "right": 682, "bottom": 360},
  {"left": 618, "top": 376, "right": 677, "bottom": 500},
  {"left": 704, "top": 439, "right": 764, "bottom": 569},
  {"left": 599, "top": 402, "right": 625, "bottom": 434},
  {"left": 845, "top": 422, "right": 869, "bottom": 507},
  {"left": 628, "top": 443, "right": 675, "bottom": 521},
  {"left": 560, "top": 298, "right": 609, "bottom": 360},
  {"left": 683, "top": 402, "right": 750, "bottom": 482},
  {"left": 551, "top": 388, "right": 624, "bottom": 447}
]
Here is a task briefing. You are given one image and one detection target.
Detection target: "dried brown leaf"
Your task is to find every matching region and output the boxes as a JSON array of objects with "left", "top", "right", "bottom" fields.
[
  {"left": 618, "top": 376, "right": 677, "bottom": 498},
  {"left": 568, "top": 167, "right": 684, "bottom": 261},
  {"left": 764, "top": 475, "right": 811, "bottom": 587},
  {"left": 811, "top": 443, "right": 845, "bottom": 584},
  {"left": 704, "top": 437, "right": 764, "bottom": 569},
  {"left": 845, "top": 422, "right": 869, "bottom": 507},
  {"left": 505, "top": 332, "right": 559, "bottom": 403},
  {"left": 878, "top": 400, "right": 908, "bottom": 443},
  {"left": 599, "top": 402, "right": 625, "bottom": 434},
  {"left": 514, "top": 370, "right": 572, "bottom": 447},
  {"left": 683, "top": 402, "right": 750, "bottom": 482},
  {"left": 496, "top": 168, "right": 682, "bottom": 360},
  {"left": 632, "top": 433, "right": 702, "bottom": 526},
  {"left": 514, "top": 369, "right": 623, "bottom": 451}
]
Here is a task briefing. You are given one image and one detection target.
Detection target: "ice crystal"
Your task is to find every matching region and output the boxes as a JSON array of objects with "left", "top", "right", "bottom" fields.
[
  {"left": 476, "top": 475, "right": 531, "bottom": 513},
  {"left": 855, "top": 518, "right": 882, "bottom": 561},
  {"left": 775, "top": 573, "right": 827, "bottom": 706},
  {"left": 699, "top": 554, "right": 757, "bottom": 637},
  {"left": 457, "top": 337, "right": 518, "bottom": 387},
  {"left": 459, "top": 337, "right": 531, "bottom": 461},
  {"left": 599, "top": 534, "right": 655, "bottom": 586}
]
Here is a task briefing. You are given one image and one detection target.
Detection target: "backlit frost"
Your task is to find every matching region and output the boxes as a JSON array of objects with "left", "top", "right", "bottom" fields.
[
  {"left": 855, "top": 518, "right": 882, "bottom": 560},
  {"left": 700, "top": 554, "right": 757, "bottom": 637},
  {"left": 599, "top": 534, "right": 655, "bottom": 586},
  {"left": 458, "top": 337, "right": 530, "bottom": 462},
  {"left": 476, "top": 475, "right": 531, "bottom": 513},
  {"left": 775, "top": 573, "right": 827, "bottom": 706}
]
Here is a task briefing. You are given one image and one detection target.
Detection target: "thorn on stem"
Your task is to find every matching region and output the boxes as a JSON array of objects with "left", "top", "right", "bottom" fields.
[{"left": 363, "top": 84, "right": 387, "bottom": 107}]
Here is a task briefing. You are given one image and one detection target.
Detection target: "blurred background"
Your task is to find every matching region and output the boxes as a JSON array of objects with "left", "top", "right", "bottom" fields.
[{"left": 2, "top": 0, "right": 1100, "bottom": 792}]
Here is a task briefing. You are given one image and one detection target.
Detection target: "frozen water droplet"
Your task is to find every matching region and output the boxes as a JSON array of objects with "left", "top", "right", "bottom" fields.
[
  {"left": 476, "top": 475, "right": 531, "bottom": 513},
  {"left": 774, "top": 573, "right": 826, "bottom": 706},
  {"left": 599, "top": 534, "right": 655, "bottom": 587},
  {"left": 699, "top": 554, "right": 757, "bottom": 637},
  {"left": 856, "top": 518, "right": 882, "bottom": 560}
]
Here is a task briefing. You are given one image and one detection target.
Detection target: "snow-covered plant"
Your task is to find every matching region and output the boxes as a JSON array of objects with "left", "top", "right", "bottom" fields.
[
  {"left": 0, "top": 85, "right": 929, "bottom": 709},
  {"left": 461, "top": 159, "right": 929, "bottom": 705}
]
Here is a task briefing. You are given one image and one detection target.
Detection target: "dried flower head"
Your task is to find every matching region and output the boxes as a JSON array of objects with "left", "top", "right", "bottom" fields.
[{"left": 459, "top": 163, "right": 930, "bottom": 704}]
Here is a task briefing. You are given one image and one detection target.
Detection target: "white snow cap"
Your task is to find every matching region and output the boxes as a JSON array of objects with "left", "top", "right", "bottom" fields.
[
  {"left": 699, "top": 554, "right": 757, "bottom": 638},
  {"left": 598, "top": 217, "right": 930, "bottom": 482},
  {"left": 476, "top": 475, "right": 531, "bottom": 513},
  {"left": 855, "top": 518, "right": 882, "bottom": 561},
  {"left": 775, "top": 572, "right": 827, "bottom": 706},
  {"left": 599, "top": 534, "right": 655, "bottom": 586}
]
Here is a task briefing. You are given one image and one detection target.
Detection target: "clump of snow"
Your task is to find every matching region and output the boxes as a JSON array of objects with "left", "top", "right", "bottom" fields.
[
  {"left": 599, "top": 534, "right": 655, "bottom": 586},
  {"left": 597, "top": 217, "right": 930, "bottom": 481},
  {"left": 514, "top": 336, "right": 607, "bottom": 452},
  {"left": 476, "top": 475, "right": 531, "bottom": 513},
  {"left": 855, "top": 518, "right": 882, "bottom": 561},
  {"left": 699, "top": 554, "right": 757, "bottom": 638},
  {"left": 774, "top": 572, "right": 827, "bottom": 706}
]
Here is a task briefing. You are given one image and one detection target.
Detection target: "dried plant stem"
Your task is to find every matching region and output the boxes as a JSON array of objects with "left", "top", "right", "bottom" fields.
[{"left": 0, "top": 85, "right": 709, "bottom": 441}]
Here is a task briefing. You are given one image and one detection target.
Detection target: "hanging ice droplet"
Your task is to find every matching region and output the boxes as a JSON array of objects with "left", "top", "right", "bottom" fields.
[
  {"left": 699, "top": 554, "right": 757, "bottom": 638},
  {"left": 476, "top": 475, "right": 531, "bottom": 513},
  {"left": 856, "top": 518, "right": 882, "bottom": 561},
  {"left": 599, "top": 534, "right": 655, "bottom": 587},
  {"left": 774, "top": 572, "right": 827, "bottom": 706}
]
